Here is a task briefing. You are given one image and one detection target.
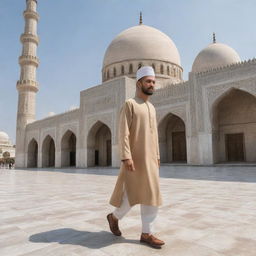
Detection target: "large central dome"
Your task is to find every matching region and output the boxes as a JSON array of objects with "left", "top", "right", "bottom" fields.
[
  {"left": 102, "top": 24, "right": 183, "bottom": 83},
  {"left": 103, "top": 25, "right": 181, "bottom": 67}
]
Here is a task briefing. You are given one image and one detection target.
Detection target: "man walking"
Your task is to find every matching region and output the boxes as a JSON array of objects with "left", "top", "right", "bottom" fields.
[{"left": 107, "top": 66, "right": 164, "bottom": 249}]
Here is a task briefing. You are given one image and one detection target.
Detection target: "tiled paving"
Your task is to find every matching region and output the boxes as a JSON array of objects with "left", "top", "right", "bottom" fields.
[{"left": 0, "top": 165, "right": 256, "bottom": 256}]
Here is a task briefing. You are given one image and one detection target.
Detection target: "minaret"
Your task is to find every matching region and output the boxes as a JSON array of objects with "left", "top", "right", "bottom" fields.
[{"left": 16, "top": 0, "right": 39, "bottom": 167}]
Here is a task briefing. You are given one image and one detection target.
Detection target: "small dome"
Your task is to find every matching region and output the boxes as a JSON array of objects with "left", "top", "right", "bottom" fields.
[
  {"left": 0, "top": 131, "right": 10, "bottom": 144},
  {"left": 192, "top": 42, "right": 241, "bottom": 73},
  {"left": 103, "top": 24, "right": 181, "bottom": 68}
]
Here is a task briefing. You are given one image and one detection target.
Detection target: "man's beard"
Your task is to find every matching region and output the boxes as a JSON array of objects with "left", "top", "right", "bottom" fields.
[{"left": 142, "top": 85, "right": 154, "bottom": 95}]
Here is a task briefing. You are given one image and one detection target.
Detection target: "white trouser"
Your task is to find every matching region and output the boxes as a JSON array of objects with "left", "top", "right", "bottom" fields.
[{"left": 113, "top": 189, "right": 158, "bottom": 234}]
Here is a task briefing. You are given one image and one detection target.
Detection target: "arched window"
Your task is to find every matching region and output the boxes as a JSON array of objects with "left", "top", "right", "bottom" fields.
[
  {"left": 173, "top": 68, "right": 176, "bottom": 77},
  {"left": 107, "top": 70, "right": 110, "bottom": 79},
  {"left": 121, "top": 65, "right": 125, "bottom": 75},
  {"left": 152, "top": 64, "right": 155, "bottom": 71},
  {"left": 129, "top": 64, "right": 133, "bottom": 74},
  {"left": 113, "top": 67, "right": 116, "bottom": 77},
  {"left": 171, "top": 66, "right": 174, "bottom": 76},
  {"left": 160, "top": 64, "right": 164, "bottom": 74},
  {"left": 167, "top": 66, "right": 170, "bottom": 76},
  {"left": 138, "top": 63, "right": 142, "bottom": 69}
]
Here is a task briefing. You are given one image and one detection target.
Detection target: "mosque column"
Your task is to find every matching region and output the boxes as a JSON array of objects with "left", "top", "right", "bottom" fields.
[
  {"left": 16, "top": 0, "right": 40, "bottom": 167},
  {"left": 197, "top": 133, "right": 214, "bottom": 164},
  {"left": 55, "top": 139, "right": 61, "bottom": 168},
  {"left": 38, "top": 151, "right": 42, "bottom": 168},
  {"left": 112, "top": 144, "right": 120, "bottom": 167},
  {"left": 112, "top": 120, "right": 119, "bottom": 168},
  {"left": 197, "top": 91, "right": 215, "bottom": 165},
  {"left": 55, "top": 151, "right": 61, "bottom": 168}
]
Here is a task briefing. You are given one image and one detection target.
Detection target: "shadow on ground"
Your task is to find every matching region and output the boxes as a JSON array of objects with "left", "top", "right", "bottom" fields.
[{"left": 29, "top": 228, "right": 139, "bottom": 249}]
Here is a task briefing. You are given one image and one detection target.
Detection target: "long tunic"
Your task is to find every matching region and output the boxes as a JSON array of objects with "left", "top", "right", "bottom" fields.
[{"left": 109, "top": 95, "right": 162, "bottom": 207}]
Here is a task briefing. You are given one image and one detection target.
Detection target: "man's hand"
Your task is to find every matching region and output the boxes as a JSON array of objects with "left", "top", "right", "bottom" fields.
[{"left": 122, "top": 159, "right": 135, "bottom": 172}]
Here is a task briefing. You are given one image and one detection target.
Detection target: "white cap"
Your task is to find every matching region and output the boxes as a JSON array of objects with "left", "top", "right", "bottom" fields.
[{"left": 136, "top": 66, "right": 155, "bottom": 81}]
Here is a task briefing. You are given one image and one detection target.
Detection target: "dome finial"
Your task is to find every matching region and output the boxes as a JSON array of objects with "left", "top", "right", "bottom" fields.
[
  {"left": 213, "top": 32, "right": 216, "bottom": 43},
  {"left": 139, "top": 12, "right": 143, "bottom": 25}
]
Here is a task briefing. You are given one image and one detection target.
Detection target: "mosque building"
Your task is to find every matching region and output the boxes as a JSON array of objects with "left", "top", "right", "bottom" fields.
[
  {"left": 15, "top": 0, "right": 256, "bottom": 168},
  {"left": 0, "top": 131, "right": 15, "bottom": 163}
]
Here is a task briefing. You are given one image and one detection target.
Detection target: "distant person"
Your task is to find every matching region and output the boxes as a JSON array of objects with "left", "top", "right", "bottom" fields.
[{"left": 107, "top": 66, "right": 164, "bottom": 249}]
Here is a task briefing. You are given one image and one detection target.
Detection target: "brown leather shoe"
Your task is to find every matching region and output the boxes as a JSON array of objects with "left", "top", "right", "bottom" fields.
[
  {"left": 107, "top": 213, "right": 122, "bottom": 236},
  {"left": 140, "top": 233, "right": 165, "bottom": 249}
]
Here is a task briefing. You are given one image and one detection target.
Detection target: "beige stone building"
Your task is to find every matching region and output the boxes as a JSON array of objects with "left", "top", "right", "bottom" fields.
[
  {"left": 0, "top": 131, "right": 15, "bottom": 160},
  {"left": 15, "top": 1, "right": 256, "bottom": 168}
]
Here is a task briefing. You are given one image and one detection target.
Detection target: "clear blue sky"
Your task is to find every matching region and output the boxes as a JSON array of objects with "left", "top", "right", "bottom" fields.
[{"left": 0, "top": 0, "right": 256, "bottom": 143}]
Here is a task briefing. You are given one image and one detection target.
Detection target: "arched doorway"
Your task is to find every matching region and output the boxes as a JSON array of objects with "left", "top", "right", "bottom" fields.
[
  {"left": 61, "top": 130, "right": 76, "bottom": 167},
  {"left": 87, "top": 121, "right": 112, "bottom": 167},
  {"left": 42, "top": 135, "right": 55, "bottom": 167},
  {"left": 158, "top": 113, "right": 187, "bottom": 163},
  {"left": 212, "top": 88, "right": 256, "bottom": 162},
  {"left": 27, "top": 138, "right": 38, "bottom": 167}
]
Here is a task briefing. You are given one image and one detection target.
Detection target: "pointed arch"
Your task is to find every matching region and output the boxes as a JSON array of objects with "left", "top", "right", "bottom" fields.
[
  {"left": 160, "top": 64, "right": 164, "bottom": 74},
  {"left": 211, "top": 88, "right": 256, "bottom": 163},
  {"left": 173, "top": 68, "right": 176, "bottom": 77},
  {"left": 212, "top": 86, "right": 256, "bottom": 113},
  {"left": 121, "top": 65, "right": 125, "bottom": 75},
  {"left": 42, "top": 135, "right": 55, "bottom": 167},
  {"left": 87, "top": 121, "right": 112, "bottom": 167},
  {"left": 129, "top": 64, "right": 133, "bottom": 74},
  {"left": 158, "top": 113, "right": 187, "bottom": 163},
  {"left": 27, "top": 138, "right": 38, "bottom": 167},
  {"left": 61, "top": 130, "right": 76, "bottom": 167}
]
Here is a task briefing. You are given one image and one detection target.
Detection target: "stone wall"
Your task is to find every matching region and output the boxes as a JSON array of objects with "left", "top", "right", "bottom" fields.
[{"left": 22, "top": 60, "right": 256, "bottom": 168}]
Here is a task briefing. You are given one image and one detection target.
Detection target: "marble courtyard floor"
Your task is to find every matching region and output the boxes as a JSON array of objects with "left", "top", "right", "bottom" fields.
[{"left": 0, "top": 165, "right": 256, "bottom": 256}]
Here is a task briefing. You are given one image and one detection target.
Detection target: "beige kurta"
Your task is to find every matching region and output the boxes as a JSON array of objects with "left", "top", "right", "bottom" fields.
[{"left": 109, "top": 96, "right": 162, "bottom": 207}]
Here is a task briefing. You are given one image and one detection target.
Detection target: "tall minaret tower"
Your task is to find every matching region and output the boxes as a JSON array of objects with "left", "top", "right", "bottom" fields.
[{"left": 16, "top": 0, "right": 39, "bottom": 167}]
